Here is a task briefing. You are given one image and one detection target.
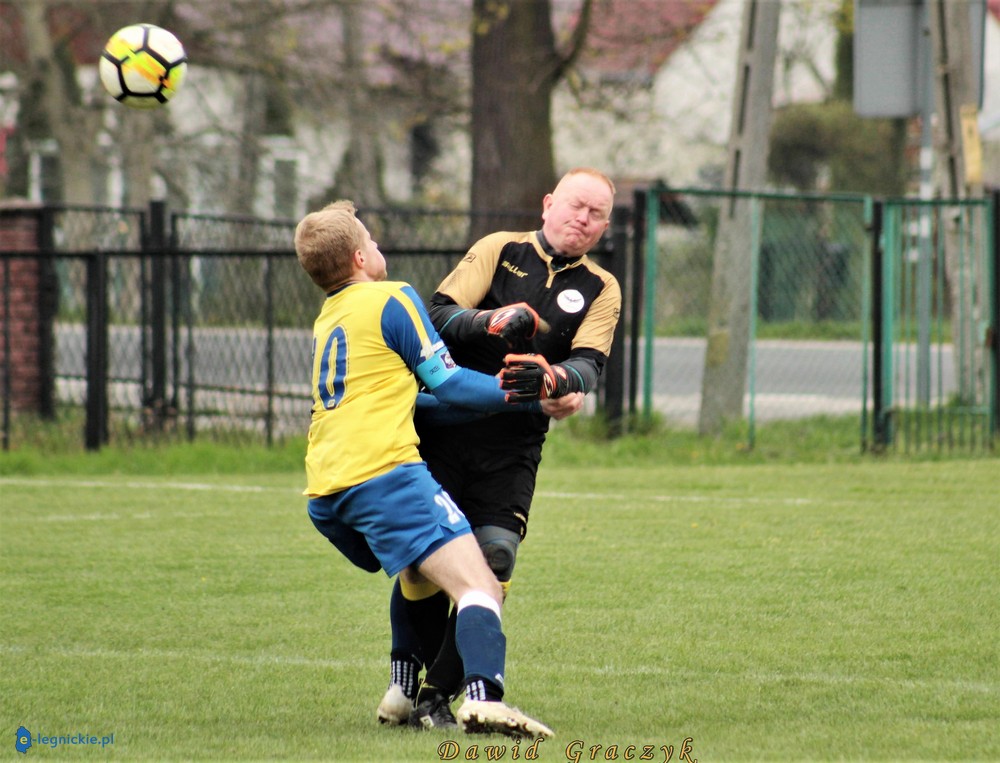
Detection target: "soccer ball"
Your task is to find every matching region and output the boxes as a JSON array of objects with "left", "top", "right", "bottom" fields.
[{"left": 99, "top": 24, "right": 187, "bottom": 109}]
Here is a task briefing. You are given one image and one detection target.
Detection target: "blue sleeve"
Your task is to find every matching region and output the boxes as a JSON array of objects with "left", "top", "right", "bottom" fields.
[
  {"left": 381, "top": 286, "right": 538, "bottom": 413},
  {"left": 430, "top": 367, "right": 536, "bottom": 412},
  {"left": 415, "top": 392, "right": 491, "bottom": 427},
  {"left": 381, "top": 285, "right": 447, "bottom": 375}
]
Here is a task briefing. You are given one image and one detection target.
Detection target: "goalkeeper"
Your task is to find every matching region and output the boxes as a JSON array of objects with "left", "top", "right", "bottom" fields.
[{"left": 378, "top": 168, "right": 622, "bottom": 729}]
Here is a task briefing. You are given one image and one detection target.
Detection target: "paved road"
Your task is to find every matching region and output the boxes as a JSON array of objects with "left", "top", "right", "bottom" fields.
[
  {"left": 55, "top": 326, "right": 957, "bottom": 425},
  {"left": 635, "top": 337, "right": 956, "bottom": 424}
]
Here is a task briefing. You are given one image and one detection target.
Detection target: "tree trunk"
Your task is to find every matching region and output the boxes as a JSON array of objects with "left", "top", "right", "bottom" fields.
[
  {"left": 21, "top": 0, "right": 103, "bottom": 205},
  {"left": 119, "top": 111, "right": 157, "bottom": 208},
  {"left": 334, "top": 1, "right": 384, "bottom": 209},
  {"left": 470, "top": 0, "right": 558, "bottom": 237}
]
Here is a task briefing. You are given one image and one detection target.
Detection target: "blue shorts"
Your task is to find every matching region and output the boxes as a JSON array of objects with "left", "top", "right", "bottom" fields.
[{"left": 307, "top": 462, "right": 472, "bottom": 577}]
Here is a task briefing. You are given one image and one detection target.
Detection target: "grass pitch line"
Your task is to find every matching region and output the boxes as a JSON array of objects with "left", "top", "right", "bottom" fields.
[
  {"left": 0, "top": 643, "right": 377, "bottom": 672},
  {"left": 4, "top": 643, "right": 992, "bottom": 698},
  {"left": 15, "top": 645, "right": 975, "bottom": 698},
  {"left": 538, "top": 490, "right": 816, "bottom": 506},
  {"left": 2, "top": 478, "right": 816, "bottom": 507},
  {"left": 0, "top": 477, "right": 299, "bottom": 493},
  {"left": 22, "top": 511, "right": 232, "bottom": 523}
]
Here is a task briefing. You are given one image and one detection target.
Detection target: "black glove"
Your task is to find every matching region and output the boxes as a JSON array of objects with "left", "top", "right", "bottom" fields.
[
  {"left": 499, "top": 353, "right": 571, "bottom": 402},
  {"left": 472, "top": 302, "right": 541, "bottom": 346}
]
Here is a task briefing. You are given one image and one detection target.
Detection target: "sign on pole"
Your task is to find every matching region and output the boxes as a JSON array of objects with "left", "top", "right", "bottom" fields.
[{"left": 854, "top": 0, "right": 985, "bottom": 118}]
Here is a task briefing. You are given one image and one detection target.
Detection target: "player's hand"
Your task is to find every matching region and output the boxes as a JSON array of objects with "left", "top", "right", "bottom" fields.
[
  {"left": 541, "top": 391, "right": 584, "bottom": 420},
  {"left": 499, "top": 353, "right": 571, "bottom": 401},
  {"left": 473, "top": 302, "right": 541, "bottom": 345}
]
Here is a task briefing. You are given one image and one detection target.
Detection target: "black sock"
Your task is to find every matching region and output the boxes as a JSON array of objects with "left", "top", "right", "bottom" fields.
[
  {"left": 421, "top": 608, "right": 465, "bottom": 701},
  {"left": 390, "top": 578, "right": 450, "bottom": 668},
  {"left": 411, "top": 590, "right": 450, "bottom": 666}
]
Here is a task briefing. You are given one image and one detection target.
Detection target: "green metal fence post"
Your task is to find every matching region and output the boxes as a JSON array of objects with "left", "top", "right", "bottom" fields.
[
  {"left": 605, "top": 206, "right": 629, "bottom": 435},
  {"left": 881, "top": 202, "right": 897, "bottom": 447},
  {"left": 989, "top": 189, "right": 999, "bottom": 439},
  {"left": 747, "top": 195, "right": 762, "bottom": 450},
  {"left": 628, "top": 189, "right": 646, "bottom": 420},
  {"left": 642, "top": 183, "right": 662, "bottom": 422}
]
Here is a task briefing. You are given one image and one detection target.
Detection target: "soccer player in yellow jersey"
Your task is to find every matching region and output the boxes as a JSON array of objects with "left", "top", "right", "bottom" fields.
[{"left": 295, "top": 200, "right": 552, "bottom": 740}]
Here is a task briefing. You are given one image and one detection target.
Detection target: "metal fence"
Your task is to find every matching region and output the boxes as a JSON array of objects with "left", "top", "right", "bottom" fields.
[
  {"left": 1, "top": 202, "right": 621, "bottom": 450},
  {"left": 630, "top": 187, "right": 998, "bottom": 451},
  {"left": 2, "top": 190, "right": 997, "bottom": 452},
  {"left": 871, "top": 197, "right": 998, "bottom": 452},
  {"left": 631, "top": 189, "right": 870, "bottom": 432}
]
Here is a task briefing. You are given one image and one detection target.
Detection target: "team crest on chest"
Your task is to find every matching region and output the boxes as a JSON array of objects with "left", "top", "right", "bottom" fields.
[{"left": 557, "top": 289, "right": 585, "bottom": 313}]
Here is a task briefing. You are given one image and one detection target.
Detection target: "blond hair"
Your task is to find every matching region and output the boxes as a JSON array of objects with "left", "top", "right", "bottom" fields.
[{"left": 294, "top": 200, "right": 363, "bottom": 291}]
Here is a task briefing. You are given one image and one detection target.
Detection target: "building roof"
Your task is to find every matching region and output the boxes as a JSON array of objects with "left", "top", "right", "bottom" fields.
[{"left": 574, "top": 0, "right": 719, "bottom": 80}]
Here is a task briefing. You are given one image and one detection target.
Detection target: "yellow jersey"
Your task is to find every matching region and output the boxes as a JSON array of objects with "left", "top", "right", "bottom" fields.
[{"left": 305, "top": 281, "right": 441, "bottom": 496}]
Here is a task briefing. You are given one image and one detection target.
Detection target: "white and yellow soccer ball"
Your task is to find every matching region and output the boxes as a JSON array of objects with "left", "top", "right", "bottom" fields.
[{"left": 99, "top": 24, "right": 187, "bottom": 109}]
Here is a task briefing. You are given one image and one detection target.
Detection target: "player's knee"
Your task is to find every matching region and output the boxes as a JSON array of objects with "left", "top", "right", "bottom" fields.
[{"left": 474, "top": 525, "right": 520, "bottom": 583}]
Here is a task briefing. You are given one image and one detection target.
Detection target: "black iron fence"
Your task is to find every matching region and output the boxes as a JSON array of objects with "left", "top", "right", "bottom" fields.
[
  {"left": 0, "top": 202, "right": 626, "bottom": 450},
  {"left": 2, "top": 191, "right": 996, "bottom": 453}
]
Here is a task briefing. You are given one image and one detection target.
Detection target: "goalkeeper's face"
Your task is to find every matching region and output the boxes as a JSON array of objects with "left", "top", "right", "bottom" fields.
[{"left": 541, "top": 173, "right": 613, "bottom": 257}]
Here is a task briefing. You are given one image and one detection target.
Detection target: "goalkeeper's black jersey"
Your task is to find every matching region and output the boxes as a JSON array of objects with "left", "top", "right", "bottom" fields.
[{"left": 423, "top": 229, "right": 621, "bottom": 447}]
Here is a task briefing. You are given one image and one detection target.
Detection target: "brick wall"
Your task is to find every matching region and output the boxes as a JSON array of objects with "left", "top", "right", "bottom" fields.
[{"left": 0, "top": 203, "right": 48, "bottom": 412}]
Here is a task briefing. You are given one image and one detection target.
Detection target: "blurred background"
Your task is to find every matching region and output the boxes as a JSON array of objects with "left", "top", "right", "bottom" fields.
[{"left": 1, "top": 0, "right": 998, "bottom": 453}]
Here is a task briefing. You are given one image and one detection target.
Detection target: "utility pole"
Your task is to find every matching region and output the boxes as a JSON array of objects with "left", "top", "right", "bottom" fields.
[
  {"left": 928, "top": 0, "right": 985, "bottom": 405},
  {"left": 929, "top": 0, "right": 983, "bottom": 199},
  {"left": 698, "top": 0, "right": 781, "bottom": 436}
]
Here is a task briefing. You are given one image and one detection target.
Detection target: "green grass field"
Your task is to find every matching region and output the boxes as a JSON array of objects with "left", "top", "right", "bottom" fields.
[{"left": 2, "top": 454, "right": 998, "bottom": 761}]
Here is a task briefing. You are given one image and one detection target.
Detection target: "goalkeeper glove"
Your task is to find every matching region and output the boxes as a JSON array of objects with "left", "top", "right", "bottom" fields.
[
  {"left": 499, "top": 353, "right": 571, "bottom": 402},
  {"left": 472, "top": 302, "right": 541, "bottom": 345}
]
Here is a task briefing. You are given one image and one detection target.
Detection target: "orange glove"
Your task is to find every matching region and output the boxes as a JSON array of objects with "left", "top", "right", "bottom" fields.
[
  {"left": 472, "top": 303, "right": 541, "bottom": 346},
  {"left": 499, "top": 353, "right": 571, "bottom": 401}
]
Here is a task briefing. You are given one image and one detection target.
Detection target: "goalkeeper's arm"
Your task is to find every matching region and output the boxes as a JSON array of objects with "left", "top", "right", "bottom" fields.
[
  {"left": 551, "top": 350, "right": 605, "bottom": 394},
  {"left": 428, "top": 293, "right": 541, "bottom": 347}
]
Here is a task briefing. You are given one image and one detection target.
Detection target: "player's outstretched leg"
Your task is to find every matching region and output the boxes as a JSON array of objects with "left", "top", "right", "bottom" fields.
[
  {"left": 452, "top": 592, "right": 552, "bottom": 739},
  {"left": 415, "top": 534, "right": 553, "bottom": 739},
  {"left": 456, "top": 700, "right": 554, "bottom": 740}
]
